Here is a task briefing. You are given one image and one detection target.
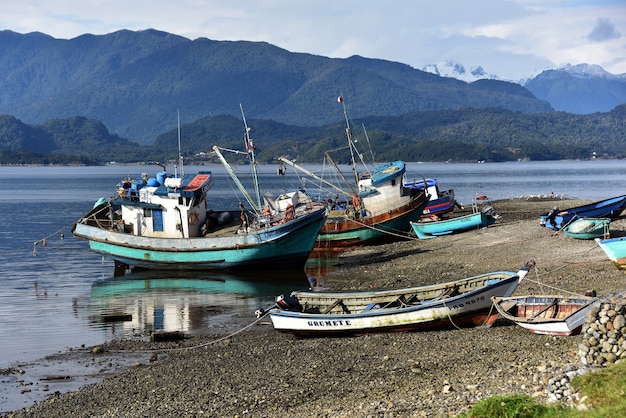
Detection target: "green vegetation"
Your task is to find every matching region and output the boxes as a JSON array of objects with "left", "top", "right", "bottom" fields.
[
  {"left": 461, "top": 360, "right": 626, "bottom": 417},
  {"left": 2, "top": 103, "right": 625, "bottom": 165}
]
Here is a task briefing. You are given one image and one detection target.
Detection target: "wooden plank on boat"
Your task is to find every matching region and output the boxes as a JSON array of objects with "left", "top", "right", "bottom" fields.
[{"left": 322, "top": 299, "right": 350, "bottom": 314}]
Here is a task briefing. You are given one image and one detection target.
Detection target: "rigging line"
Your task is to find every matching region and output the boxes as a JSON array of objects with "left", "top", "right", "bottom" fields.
[{"left": 0, "top": 219, "right": 78, "bottom": 257}]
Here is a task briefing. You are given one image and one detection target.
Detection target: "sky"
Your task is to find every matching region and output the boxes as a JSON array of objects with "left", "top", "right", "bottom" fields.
[{"left": 1, "top": 0, "right": 624, "bottom": 81}]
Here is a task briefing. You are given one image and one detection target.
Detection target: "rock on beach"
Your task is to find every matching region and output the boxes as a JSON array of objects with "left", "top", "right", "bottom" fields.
[{"left": 4, "top": 198, "right": 626, "bottom": 417}]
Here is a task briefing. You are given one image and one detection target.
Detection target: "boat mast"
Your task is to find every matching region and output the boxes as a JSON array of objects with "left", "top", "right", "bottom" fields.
[
  {"left": 212, "top": 145, "right": 260, "bottom": 212},
  {"left": 177, "top": 109, "right": 184, "bottom": 177},
  {"left": 339, "top": 95, "right": 360, "bottom": 188},
  {"left": 240, "top": 104, "right": 262, "bottom": 209}
]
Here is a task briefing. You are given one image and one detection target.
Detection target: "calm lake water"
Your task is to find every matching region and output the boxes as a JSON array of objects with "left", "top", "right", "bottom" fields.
[{"left": 1, "top": 159, "right": 625, "bottom": 371}]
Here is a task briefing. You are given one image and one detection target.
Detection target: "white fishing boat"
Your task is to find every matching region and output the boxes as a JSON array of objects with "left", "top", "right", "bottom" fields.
[
  {"left": 266, "top": 261, "right": 535, "bottom": 336},
  {"left": 73, "top": 108, "right": 328, "bottom": 273},
  {"left": 278, "top": 96, "right": 428, "bottom": 248}
]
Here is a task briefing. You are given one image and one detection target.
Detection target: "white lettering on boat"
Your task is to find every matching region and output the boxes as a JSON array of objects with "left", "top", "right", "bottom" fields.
[
  {"left": 307, "top": 320, "right": 352, "bottom": 327},
  {"left": 450, "top": 295, "right": 485, "bottom": 310}
]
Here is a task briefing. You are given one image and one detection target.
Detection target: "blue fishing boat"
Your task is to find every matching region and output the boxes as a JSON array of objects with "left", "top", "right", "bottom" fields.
[
  {"left": 540, "top": 195, "right": 626, "bottom": 230},
  {"left": 409, "top": 208, "right": 498, "bottom": 239},
  {"left": 73, "top": 108, "right": 328, "bottom": 273},
  {"left": 404, "top": 178, "right": 457, "bottom": 219}
]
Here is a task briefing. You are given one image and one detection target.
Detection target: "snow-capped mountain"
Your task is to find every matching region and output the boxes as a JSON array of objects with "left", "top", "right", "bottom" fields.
[
  {"left": 556, "top": 63, "right": 626, "bottom": 80},
  {"left": 421, "top": 60, "right": 500, "bottom": 83},
  {"left": 423, "top": 60, "right": 626, "bottom": 114}
]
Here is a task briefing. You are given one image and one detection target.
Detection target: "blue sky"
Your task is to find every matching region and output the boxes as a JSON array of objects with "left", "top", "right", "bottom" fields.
[{"left": 1, "top": 0, "right": 624, "bottom": 80}]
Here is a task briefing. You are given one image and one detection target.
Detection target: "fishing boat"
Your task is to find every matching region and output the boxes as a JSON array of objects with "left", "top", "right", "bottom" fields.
[
  {"left": 540, "top": 195, "right": 626, "bottom": 230},
  {"left": 409, "top": 206, "right": 498, "bottom": 239},
  {"left": 595, "top": 236, "right": 626, "bottom": 270},
  {"left": 277, "top": 97, "right": 428, "bottom": 248},
  {"left": 265, "top": 260, "right": 535, "bottom": 336},
  {"left": 491, "top": 295, "right": 598, "bottom": 336},
  {"left": 561, "top": 217, "right": 611, "bottom": 240},
  {"left": 404, "top": 178, "right": 457, "bottom": 219},
  {"left": 72, "top": 108, "right": 328, "bottom": 273}
]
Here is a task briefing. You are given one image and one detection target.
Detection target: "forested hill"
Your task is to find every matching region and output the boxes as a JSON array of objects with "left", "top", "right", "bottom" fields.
[
  {"left": 1, "top": 104, "right": 625, "bottom": 165},
  {"left": 0, "top": 29, "right": 552, "bottom": 145}
]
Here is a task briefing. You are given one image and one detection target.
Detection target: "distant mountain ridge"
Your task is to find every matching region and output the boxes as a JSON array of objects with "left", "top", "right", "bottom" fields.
[
  {"left": 423, "top": 60, "right": 626, "bottom": 114},
  {"left": 0, "top": 29, "right": 552, "bottom": 144}
]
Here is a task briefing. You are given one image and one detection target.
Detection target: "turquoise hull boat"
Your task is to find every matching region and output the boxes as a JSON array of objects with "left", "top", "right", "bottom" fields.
[
  {"left": 76, "top": 206, "right": 327, "bottom": 271},
  {"left": 596, "top": 236, "right": 626, "bottom": 270},
  {"left": 410, "top": 211, "right": 496, "bottom": 239}
]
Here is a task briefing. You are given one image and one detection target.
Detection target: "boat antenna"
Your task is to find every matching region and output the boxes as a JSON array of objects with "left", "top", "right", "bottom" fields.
[
  {"left": 177, "top": 109, "right": 184, "bottom": 177},
  {"left": 338, "top": 93, "right": 360, "bottom": 188},
  {"left": 240, "top": 104, "right": 262, "bottom": 209}
]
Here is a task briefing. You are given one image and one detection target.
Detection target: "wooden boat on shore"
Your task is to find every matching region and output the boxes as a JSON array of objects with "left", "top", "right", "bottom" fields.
[
  {"left": 491, "top": 295, "right": 598, "bottom": 336},
  {"left": 409, "top": 207, "right": 498, "bottom": 239},
  {"left": 278, "top": 97, "right": 428, "bottom": 248},
  {"left": 595, "top": 236, "right": 626, "bottom": 270},
  {"left": 561, "top": 217, "right": 611, "bottom": 240},
  {"left": 73, "top": 109, "right": 328, "bottom": 273},
  {"left": 540, "top": 195, "right": 626, "bottom": 230},
  {"left": 266, "top": 261, "right": 535, "bottom": 336},
  {"left": 404, "top": 178, "right": 457, "bottom": 219}
]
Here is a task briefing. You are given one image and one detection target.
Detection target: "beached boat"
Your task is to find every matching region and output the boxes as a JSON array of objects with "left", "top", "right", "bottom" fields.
[
  {"left": 73, "top": 109, "right": 328, "bottom": 273},
  {"left": 491, "top": 295, "right": 598, "bottom": 336},
  {"left": 404, "top": 178, "right": 457, "bottom": 219},
  {"left": 266, "top": 261, "right": 535, "bottom": 336},
  {"left": 540, "top": 195, "right": 626, "bottom": 230},
  {"left": 409, "top": 207, "right": 498, "bottom": 239},
  {"left": 278, "top": 98, "right": 428, "bottom": 248},
  {"left": 561, "top": 217, "right": 611, "bottom": 240},
  {"left": 595, "top": 236, "right": 626, "bottom": 270}
]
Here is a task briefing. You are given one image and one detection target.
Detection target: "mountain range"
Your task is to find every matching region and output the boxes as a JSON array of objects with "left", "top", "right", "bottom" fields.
[
  {"left": 423, "top": 61, "right": 626, "bottom": 114},
  {"left": 0, "top": 28, "right": 625, "bottom": 164},
  {"left": 0, "top": 28, "right": 568, "bottom": 145}
]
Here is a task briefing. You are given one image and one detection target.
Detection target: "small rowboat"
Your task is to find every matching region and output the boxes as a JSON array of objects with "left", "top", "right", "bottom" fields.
[
  {"left": 561, "top": 217, "right": 610, "bottom": 240},
  {"left": 266, "top": 261, "right": 535, "bottom": 337},
  {"left": 409, "top": 209, "right": 497, "bottom": 239},
  {"left": 491, "top": 295, "right": 598, "bottom": 336}
]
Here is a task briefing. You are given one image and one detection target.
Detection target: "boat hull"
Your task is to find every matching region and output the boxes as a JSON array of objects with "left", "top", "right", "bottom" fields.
[
  {"left": 540, "top": 195, "right": 626, "bottom": 230},
  {"left": 492, "top": 295, "right": 597, "bottom": 336},
  {"left": 561, "top": 218, "right": 610, "bottom": 240},
  {"left": 596, "top": 236, "right": 626, "bottom": 270},
  {"left": 410, "top": 212, "right": 496, "bottom": 239},
  {"left": 269, "top": 268, "right": 530, "bottom": 337},
  {"left": 315, "top": 196, "right": 428, "bottom": 248},
  {"left": 73, "top": 207, "right": 327, "bottom": 271}
]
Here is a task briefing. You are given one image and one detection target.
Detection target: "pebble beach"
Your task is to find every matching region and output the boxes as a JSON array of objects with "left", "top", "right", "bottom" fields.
[{"left": 3, "top": 198, "right": 626, "bottom": 417}]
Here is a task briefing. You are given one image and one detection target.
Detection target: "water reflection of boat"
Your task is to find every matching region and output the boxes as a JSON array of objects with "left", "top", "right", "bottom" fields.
[{"left": 88, "top": 270, "right": 309, "bottom": 337}]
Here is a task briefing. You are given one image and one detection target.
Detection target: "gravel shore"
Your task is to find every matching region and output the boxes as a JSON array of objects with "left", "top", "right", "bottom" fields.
[{"left": 4, "top": 198, "right": 626, "bottom": 417}]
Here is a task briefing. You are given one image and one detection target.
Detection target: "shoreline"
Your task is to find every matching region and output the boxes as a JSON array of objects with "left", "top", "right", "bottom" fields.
[{"left": 4, "top": 197, "right": 626, "bottom": 417}]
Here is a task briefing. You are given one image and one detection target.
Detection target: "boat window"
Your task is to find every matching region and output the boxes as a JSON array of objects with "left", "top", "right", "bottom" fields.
[
  {"left": 143, "top": 208, "right": 152, "bottom": 218},
  {"left": 391, "top": 179, "right": 396, "bottom": 186}
]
